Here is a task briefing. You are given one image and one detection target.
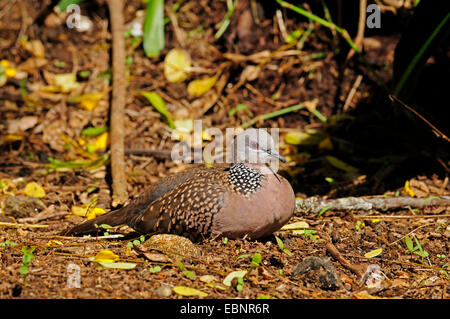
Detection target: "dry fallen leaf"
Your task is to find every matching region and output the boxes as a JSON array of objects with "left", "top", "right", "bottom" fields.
[
  {"left": 364, "top": 248, "right": 383, "bottom": 259},
  {"left": 223, "top": 270, "right": 247, "bottom": 287},
  {"left": 71, "top": 206, "right": 107, "bottom": 220},
  {"left": 8, "top": 116, "right": 39, "bottom": 134},
  {"left": 23, "top": 182, "right": 46, "bottom": 198},
  {"left": 173, "top": 286, "right": 208, "bottom": 297},
  {"left": 94, "top": 249, "right": 119, "bottom": 263},
  {"left": 187, "top": 77, "right": 217, "bottom": 97},
  {"left": 164, "top": 48, "right": 191, "bottom": 83}
]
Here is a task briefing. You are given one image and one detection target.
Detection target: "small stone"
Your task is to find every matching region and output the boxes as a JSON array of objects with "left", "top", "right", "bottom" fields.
[
  {"left": 156, "top": 284, "right": 172, "bottom": 297},
  {"left": 144, "top": 234, "right": 201, "bottom": 260},
  {"left": 2, "top": 196, "right": 46, "bottom": 218},
  {"left": 292, "top": 256, "right": 342, "bottom": 291}
]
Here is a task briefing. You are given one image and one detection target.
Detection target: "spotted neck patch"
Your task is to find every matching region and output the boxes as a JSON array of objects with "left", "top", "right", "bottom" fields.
[{"left": 228, "top": 163, "right": 263, "bottom": 195}]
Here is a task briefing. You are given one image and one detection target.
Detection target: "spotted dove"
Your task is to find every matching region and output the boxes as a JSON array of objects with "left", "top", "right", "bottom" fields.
[{"left": 64, "top": 129, "right": 295, "bottom": 241}]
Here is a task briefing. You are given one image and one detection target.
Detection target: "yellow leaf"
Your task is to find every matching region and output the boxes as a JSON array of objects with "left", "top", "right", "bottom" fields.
[
  {"left": 174, "top": 119, "right": 194, "bottom": 133},
  {"left": 404, "top": 180, "right": 415, "bottom": 197},
  {"left": 371, "top": 219, "right": 381, "bottom": 223},
  {"left": 326, "top": 156, "right": 359, "bottom": 173},
  {"left": 88, "top": 207, "right": 106, "bottom": 220},
  {"left": 284, "top": 131, "right": 311, "bottom": 145},
  {"left": 46, "top": 240, "right": 64, "bottom": 247},
  {"left": 5, "top": 68, "right": 17, "bottom": 78},
  {"left": 92, "top": 132, "right": 109, "bottom": 151},
  {"left": 164, "top": 48, "right": 191, "bottom": 83},
  {"left": 94, "top": 249, "right": 119, "bottom": 263},
  {"left": 71, "top": 206, "right": 88, "bottom": 217},
  {"left": 281, "top": 221, "right": 309, "bottom": 230},
  {"left": 364, "top": 248, "right": 383, "bottom": 258},
  {"left": 0, "top": 59, "right": 10, "bottom": 68},
  {"left": 54, "top": 73, "right": 80, "bottom": 93},
  {"left": 70, "top": 92, "right": 104, "bottom": 110},
  {"left": 3, "top": 135, "right": 23, "bottom": 142},
  {"left": 23, "top": 182, "right": 46, "bottom": 198},
  {"left": 202, "top": 131, "right": 212, "bottom": 141},
  {"left": 71, "top": 206, "right": 106, "bottom": 219},
  {"left": 173, "top": 286, "right": 208, "bottom": 298},
  {"left": 187, "top": 77, "right": 217, "bottom": 97}
]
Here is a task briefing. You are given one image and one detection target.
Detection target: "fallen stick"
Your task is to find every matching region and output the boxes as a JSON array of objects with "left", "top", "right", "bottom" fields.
[
  {"left": 106, "top": 0, "right": 128, "bottom": 207},
  {"left": 18, "top": 211, "right": 69, "bottom": 223},
  {"left": 296, "top": 196, "right": 450, "bottom": 214},
  {"left": 325, "top": 241, "right": 364, "bottom": 278},
  {"left": 0, "top": 222, "right": 48, "bottom": 229}
]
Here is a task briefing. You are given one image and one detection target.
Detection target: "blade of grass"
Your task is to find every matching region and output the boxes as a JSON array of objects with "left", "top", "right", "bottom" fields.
[
  {"left": 140, "top": 91, "right": 175, "bottom": 128},
  {"left": 143, "top": 0, "right": 165, "bottom": 58},
  {"left": 241, "top": 103, "right": 304, "bottom": 128},
  {"left": 215, "top": 0, "right": 238, "bottom": 39},
  {"left": 393, "top": 12, "right": 450, "bottom": 96},
  {"left": 276, "top": 0, "right": 386, "bottom": 90},
  {"left": 57, "top": 0, "right": 84, "bottom": 12}
]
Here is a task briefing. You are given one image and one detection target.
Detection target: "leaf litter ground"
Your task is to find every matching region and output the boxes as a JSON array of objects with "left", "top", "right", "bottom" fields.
[{"left": 0, "top": 0, "right": 448, "bottom": 299}]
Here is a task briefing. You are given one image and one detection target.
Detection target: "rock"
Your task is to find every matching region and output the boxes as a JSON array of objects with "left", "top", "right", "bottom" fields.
[
  {"left": 2, "top": 196, "right": 46, "bottom": 218},
  {"left": 143, "top": 234, "right": 201, "bottom": 261},
  {"left": 292, "top": 256, "right": 342, "bottom": 291},
  {"left": 156, "top": 284, "right": 172, "bottom": 297}
]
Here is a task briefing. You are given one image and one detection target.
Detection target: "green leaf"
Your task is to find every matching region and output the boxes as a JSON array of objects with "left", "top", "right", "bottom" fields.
[
  {"left": 19, "top": 265, "right": 29, "bottom": 275},
  {"left": 414, "top": 250, "right": 429, "bottom": 258},
  {"left": 57, "top": 0, "right": 84, "bottom": 12},
  {"left": 318, "top": 205, "right": 333, "bottom": 218},
  {"left": 275, "top": 236, "right": 284, "bottom": 250},
  {"left": 282, "top": 249, "right": 293, "bottom": 256},
  {"left": 149, "top": 266, "right": 162, "bottom": 273},
  {"left": 405, "top": 235, "right": 414, "bottom": 252},
  {"left": 133, "top": 239, "right": 141, "bottom": 246},
  {"left": 251, "top": 253, "right": 262, "bottom": 266},
  {"left": 97, "top": 262, "right": 137, "bottom": 269},
  {"left": 139, "top": 92, "right": 174, "bottom": 128},
  {"left": 81, "top": 126, "right": 108, "bottom": 137},
  {"left": 183, "top": 270, "right": 196, "bottom": 279},
  {"left": 143, "top": 0, "right": 165, "bottom": 58},
  {"left": 364, "top": 248, "right": 383, "bottom": 258}
]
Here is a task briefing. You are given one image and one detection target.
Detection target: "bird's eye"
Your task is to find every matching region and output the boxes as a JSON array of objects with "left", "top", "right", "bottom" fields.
[{"left": 249, "top": 141, "right": 259, "bottom": 149}]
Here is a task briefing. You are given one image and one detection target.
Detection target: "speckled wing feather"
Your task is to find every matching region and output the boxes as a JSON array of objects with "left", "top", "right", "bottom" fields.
[
  {"left": 63, "top": 165, "right": 231, "bottom": 236},
  {"left": 127, "top": 166, "right": 233, "bottom": 241}
]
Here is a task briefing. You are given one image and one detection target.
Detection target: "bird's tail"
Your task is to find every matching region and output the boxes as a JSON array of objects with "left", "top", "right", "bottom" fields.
[{"left": 63, "top": 206, "right": 130, "bottom": 236}]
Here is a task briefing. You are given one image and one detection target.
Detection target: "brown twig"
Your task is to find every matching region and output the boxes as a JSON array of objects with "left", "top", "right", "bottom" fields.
[
  {"left": 346, "top": 0, "right": 367, "bottom": 61},
  {"left": 18, "top": 211, "right": 69, "bottom": 223},
  {"left": 296, "top": 196, "right": 450, "bottom": 215},
  {"left": 106, "top": 0, "right": 128, "bottom": 207},
  {"left": 325, "top": 241, "right": 365, "bottom": 278},
  {"left": 389, "top": 94, "right": 450, "bottom": 143},
  {"left": 343, "top": 74, "right": 363, "bottom": 111}
]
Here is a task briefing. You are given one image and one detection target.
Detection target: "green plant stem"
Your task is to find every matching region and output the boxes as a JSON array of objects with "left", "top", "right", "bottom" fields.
[
  {"left": 241, "top": 103, "right": 304, "bottom": 128},
  {"left": 393, "top": 12, "right": 450, "bottom": 96},
  {"left": 276, "top": 0, "right": 387, "bottom": 90}
]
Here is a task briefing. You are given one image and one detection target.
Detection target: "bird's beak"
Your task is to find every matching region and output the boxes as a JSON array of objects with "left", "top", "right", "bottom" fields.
[{"left": 267, "top": 149, "right": 286, "bottom": 163}]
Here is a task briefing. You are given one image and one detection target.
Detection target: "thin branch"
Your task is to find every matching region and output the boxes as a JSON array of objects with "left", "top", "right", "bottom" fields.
[
  {"left": 389, "top": 94, "right": 450, "bottom": 143},
  {"left": 106, "top": 0, "right": 128, "bottom": 207},
  {"left": 296, "top": 196, "right": 450, "bottom": 215}
]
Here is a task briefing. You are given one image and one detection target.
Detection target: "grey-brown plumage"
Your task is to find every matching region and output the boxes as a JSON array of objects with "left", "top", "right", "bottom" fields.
[{"left": 64, "top": 129, "right": 296, "bottom": 241}]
